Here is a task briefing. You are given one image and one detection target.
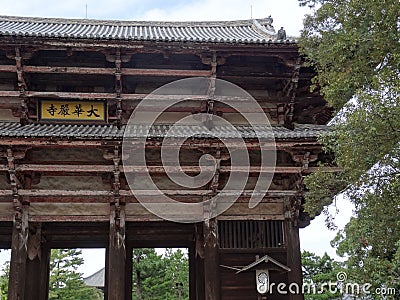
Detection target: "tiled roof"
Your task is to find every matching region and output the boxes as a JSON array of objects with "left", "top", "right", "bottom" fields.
[
  {"left": 83, "top": 268, "right": 104, "bottom": 288},
  {"left": 0, "top": 15, "right": 295, "bottom": 44},
  {"left": 0, "top": 122, "right": 327, "bottom": 140}
]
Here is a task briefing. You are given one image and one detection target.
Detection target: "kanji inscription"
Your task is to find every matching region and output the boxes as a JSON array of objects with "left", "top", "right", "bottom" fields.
[{"left": 39, "top": 100, "right": 107, "bottom": 123}]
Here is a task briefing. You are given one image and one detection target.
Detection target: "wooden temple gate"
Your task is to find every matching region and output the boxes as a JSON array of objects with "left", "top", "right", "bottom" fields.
[{"left": 0, "top": 16, "right": 333, "bottom": 299}]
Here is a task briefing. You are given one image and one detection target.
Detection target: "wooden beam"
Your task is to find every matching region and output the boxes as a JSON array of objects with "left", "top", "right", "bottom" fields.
[
  {"left": 23, "top": 65, "right": 114, "bottom": 75},
  {"left": 0, "top": 189, "right": 300, "bottom": 197},
  {"left": 122, "top": 68, "right": 211, "bottom": 77},
  {"left": 0, "top": 64, "right": 212, "bottom": 77},
  {"left": 0, "top": 137, "right": 322, "bottom": 149},
  {"left": 12, "top": 163, "right": 338, "bottom": 174},
  {"left": 0, "top": 65, "right": 16, "bottom": 72},
  {"left": 0, "top": 89, "right": 291, "bottom": 103}
]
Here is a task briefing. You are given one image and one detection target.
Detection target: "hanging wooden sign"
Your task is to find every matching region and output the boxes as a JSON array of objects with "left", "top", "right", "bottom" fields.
[{"left": 38, "top": 100, "right": 107, "bottom": 123}]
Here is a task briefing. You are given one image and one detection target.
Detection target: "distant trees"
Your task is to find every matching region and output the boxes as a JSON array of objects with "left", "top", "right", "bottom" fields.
[
  {"left": 132, "top": 248, "right": 189, "bottom": 300},
  {"left": 0, "top": 249, "right": 102, "bottom": 300},
  {"left": 49, "top": 249, "right": 102, "bottom": 300},
  {"left": 0, "top": 261, "right": 9, "bottom": 300},
  {"left": 302, "top": 251, "right": 344, "bottom": 299},
  {"left": 0, "top": 247, "right": 189, "bottom": 299}
]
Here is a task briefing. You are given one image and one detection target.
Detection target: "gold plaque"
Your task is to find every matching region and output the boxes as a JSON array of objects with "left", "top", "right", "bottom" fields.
[{"left": 39, "top": 100, "right": 107, "bottom": 123}]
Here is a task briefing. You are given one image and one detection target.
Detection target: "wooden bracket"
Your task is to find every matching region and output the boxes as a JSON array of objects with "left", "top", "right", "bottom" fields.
[
  {"left": 204, "top": 218, "right": 218, "bottom": 248},
  {"left": 111, "top": 146, "right": 122, "bottom": 205},
  {"left": 115, "top": 49, "right": 123, "bottom": 127},
  {"left": 283, "top": 57, "right": 302, "bottom": 129},
  {"left": 14, "top": 47, "right": 29, "bottom": 124},
  {"left": 202, "top": 52, "right": 218, "bottom": 129},
  {"left": 195, "top": 223, "right": 205, "bottom": 259},
  {"left": 286, "top": 149, "right": 319, "bottom": 171},
  {"left": 208, "top": 148, "right": 221, "bottom": 194},
  {"left": 200, "top": 52, "right": 226, "bottom": 66},
  {"left": 27, "top": 224, "right": 42, "bottom": 261},
  {"left": 284, "top": 196, "right": 302, "bottom": 226},
  {"left": 104, "top": 49, "right": 133, "bottom": 63},
  {"left": 6, "top": 148, "right": 26, "bottom": 196}
]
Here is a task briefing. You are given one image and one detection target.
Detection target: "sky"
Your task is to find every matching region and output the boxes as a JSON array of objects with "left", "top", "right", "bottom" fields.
[{"left": 0, "top": 0, "right": 355, "bottom": 278}]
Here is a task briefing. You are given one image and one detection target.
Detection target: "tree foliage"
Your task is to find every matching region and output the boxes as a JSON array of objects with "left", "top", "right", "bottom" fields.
[
  {"left": 49, "top": 249, "right": 102, "bottom": 300},
  {"left": 302, "top": 251, "right": 344, "bottom": 299},
  {"left": 132, "top": 248, "right": 189, "bottom": 300},
  {"left": 0, "top": 262, "right": 9, "bottom": 300},
  {"left": 299, "top": 0, "right": 400, "bottom": 298},
  {"left": 0, "top": 249, "right": 101, "bottom": 300}
]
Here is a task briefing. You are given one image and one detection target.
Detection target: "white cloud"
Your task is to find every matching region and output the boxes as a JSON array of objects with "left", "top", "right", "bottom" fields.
[
  {"left": 132, "top": 0, "right": 311, "bottom": 36},
  {"left": 300, "top": 195, "right": 355, "bottom": 259}
]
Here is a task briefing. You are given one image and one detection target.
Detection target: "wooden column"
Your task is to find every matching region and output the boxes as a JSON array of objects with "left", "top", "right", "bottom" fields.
[
  {"left": 203, "top": 218, "right": 220, "bottom": 300},
  {"left": 104, "top": 247, "right": 109, "bottom": 300},
  {"left": 188, "top": 245, "right": 197, "bottom": 300},
  {"left": 24, "top": 227, "right": 51, "bottom": 300},
  {"left": 194, "top": 224, "right": 205, "bottom": 300},
  {"left": 39, "top": 244, "right": 51, "bottom": 300},
  {"left": 7, "top": 203, "right": 29, "bottom": 300},
  {"left": 125, "top": 245, "right": 133, "bottom": 300},
  {"left": 107, "top": 203, "right": 126, "bottom": 300},
  {"left": 285, "top": 220, "right": 304, "bottom": 300}
]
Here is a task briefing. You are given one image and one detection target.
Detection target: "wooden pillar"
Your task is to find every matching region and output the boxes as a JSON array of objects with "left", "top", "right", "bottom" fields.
[
  {"left": 24, "top": 225, "right": 50, "bottom": 300},
  {"left": 125, "top": 245, "right": 133, "bottom": 300},
  {"left": 285, "top": 220, "right": 304, "bottom": 300},
  {"left": 104, "top": 247, "right": 109, "bottom": 300},
  {"left": 194, "top": 224, "right": 205, "bottom": 300},
  {"left": 188, "top": 245, "right": 196, "bottom": 300},
  {"left": 7, "top": 203, "right": 29, "bottom": 300},
  {"left": 39, "top": 244, "right": 51, "bottom": 300},
  {"left": 107, "top": 203, "right": 126, "bottom": 300},
  {"left": 203, "top": 218, "right": 220, "bottom": 300}
]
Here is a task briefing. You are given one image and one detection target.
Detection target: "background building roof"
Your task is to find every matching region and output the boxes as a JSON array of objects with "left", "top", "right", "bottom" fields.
[{"left": 83, "top": 268, "right": 104, "bottom": 288}]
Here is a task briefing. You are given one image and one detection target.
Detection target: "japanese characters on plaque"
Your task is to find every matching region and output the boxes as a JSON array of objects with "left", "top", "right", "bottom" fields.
[{"left": 39, "top": 100, "right": 107, "bottom": 123}]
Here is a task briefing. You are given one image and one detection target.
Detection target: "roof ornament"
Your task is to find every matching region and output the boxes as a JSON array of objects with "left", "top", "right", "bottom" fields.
[
  {"left": 277, "top": 27, "right": 287, "bottom": 41},
  {"left": 258, "top": 14, "right": 275, "bottom": 32},
  {"left": 265, "top": 15, "right": 273, "bottom": 26},
  {"left": 252, "top": 15, "right": 275, "bottom": 36}
]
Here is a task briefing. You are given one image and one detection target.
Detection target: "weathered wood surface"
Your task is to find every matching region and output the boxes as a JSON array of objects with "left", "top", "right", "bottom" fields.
[
  {"left": 285, "top": 221, "right": 304, "bottom": 300},
  {"left": 7, "top": 205, "right": 29, "bottom": 300},
  {"left": 107, "top": 204, "right": 126, "bottom": 300},
  {"left": 204, "top": 219, "right": 220, "bottom": 300}
]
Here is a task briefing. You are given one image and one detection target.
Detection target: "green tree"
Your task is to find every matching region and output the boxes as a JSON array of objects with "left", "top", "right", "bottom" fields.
[
  {"left": 0, "top": 249, "right": 101, "bottom": 299},
  {"left": 298, "top": 0, "right": 400, "bottom": 298},
  {"left": 302, "top": 251, "right": 343, "bottom": 299},
  {"left": 0, "top": 262, "right": 9, "bottom": 300},
  {"left": 132, "top": 248, "right": 189, "bottom": 300},
  {"left": 132, "top": 248, "right": 166, "bottom": 300},
  {"left": 163, "top": 248, "right": 189, "bottom": 300},
  {"left": 49, "top": 249, "right": 102, "bottom": 300}
]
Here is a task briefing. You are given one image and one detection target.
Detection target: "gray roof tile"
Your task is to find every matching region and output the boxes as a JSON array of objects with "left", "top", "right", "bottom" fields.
[
  {"left": 83, "top": 268, "right": 104, "bottom": 288},
  {"left": 0, "top": 16, "right": 296, "bottom": 44},
  {"left": 0, "top": 122, "right": 327, "bottom": 140}
]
